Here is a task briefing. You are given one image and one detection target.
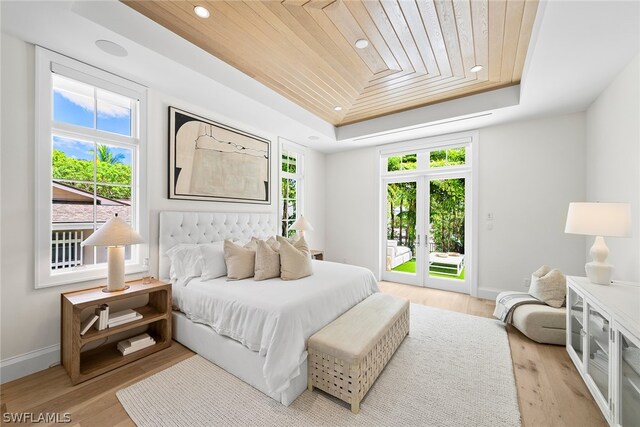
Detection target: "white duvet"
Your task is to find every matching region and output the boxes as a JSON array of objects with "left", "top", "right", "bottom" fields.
[{"left": 174, "top": 260, "right": 379, "bottom": 394}]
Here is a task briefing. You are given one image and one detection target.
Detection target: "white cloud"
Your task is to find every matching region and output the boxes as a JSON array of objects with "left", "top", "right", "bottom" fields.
[{"left": 54, "top": 89, "right": 130, "bottom": 118}]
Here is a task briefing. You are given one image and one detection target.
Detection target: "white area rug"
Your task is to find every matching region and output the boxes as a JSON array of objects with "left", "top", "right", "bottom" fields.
[{"left": 117, "top": 304, "right": 520, "bottom": 426}]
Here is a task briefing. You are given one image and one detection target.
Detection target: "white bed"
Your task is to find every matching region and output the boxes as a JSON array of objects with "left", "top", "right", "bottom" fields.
[{"left": 160, "top": 211, "right": 379, "bottom": 406}]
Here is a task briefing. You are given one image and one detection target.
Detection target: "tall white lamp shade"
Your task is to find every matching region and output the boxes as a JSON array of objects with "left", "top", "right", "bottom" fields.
[
  {"left": 291, "top": 215, "right": 314, "bottom": 237},
  {"left": 565, "top": 202, "right": 631, "bottom": 285},
  {"left": 82, "top": 214, "right": 144, "bottom": 292}
]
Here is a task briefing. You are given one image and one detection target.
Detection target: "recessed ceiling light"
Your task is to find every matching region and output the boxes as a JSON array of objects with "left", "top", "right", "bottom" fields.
[
  {"left": 308, "top": 136, "right": 320, "bottom": 141},
  {"left": 194, "top": 6, "right": 210, "bottom": 18},
  {"left": 355, "top": 39, "right": 369, "bottom": 49},
  {"left": 95, "top": 40, "right": 128, "bottom": 57},
  {"left": 470, "top": 65, "right": 483, "bottom": 73},
  {"left": 334, "top": 106, "right": 342, "bottom": 112}
]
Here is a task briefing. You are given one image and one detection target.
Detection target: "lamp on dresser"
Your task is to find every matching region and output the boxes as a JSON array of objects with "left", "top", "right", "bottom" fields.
[
  {"left": 564, "top": 202, "right": 632, "bottom": 285},
  {"left": 82, "top": 213, "right": 145, "bottom": 292},
  {"left": 291, "top": 215, "right": 314, "bottom": 237}
]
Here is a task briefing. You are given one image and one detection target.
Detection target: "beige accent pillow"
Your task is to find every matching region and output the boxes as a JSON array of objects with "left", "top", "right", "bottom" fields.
[
  {"left": 223, "top": 240, "right": 256, "bottom": 280},
  {"left": 276, "top": 235, "right": 313, "bottom": 280},
  {"left": 254, "top": 239, "right": 281, "bottom": 281},
  {"left": 529, "top": 265, "right": 566, "bottom": 308}
]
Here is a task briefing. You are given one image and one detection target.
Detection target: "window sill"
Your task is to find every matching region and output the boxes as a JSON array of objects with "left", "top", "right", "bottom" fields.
[{"left": 36, "top": 263, "right": 148, "bottom": 289}]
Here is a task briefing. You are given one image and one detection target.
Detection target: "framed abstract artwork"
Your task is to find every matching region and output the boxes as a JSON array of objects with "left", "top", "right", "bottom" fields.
[{"left": 168, "top": 107, "right": 270, "bottom": 204}]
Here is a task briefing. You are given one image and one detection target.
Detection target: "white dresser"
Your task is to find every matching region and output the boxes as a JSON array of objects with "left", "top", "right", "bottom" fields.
[{"left": 566, "top": 276, "right": 640, "bottom": 426}]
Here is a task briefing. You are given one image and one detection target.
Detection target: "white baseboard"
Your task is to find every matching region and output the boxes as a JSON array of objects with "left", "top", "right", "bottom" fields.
[
  {"left": 0, "top": 344, "right": 60, "bottom": 384},
  {"left": 477, "top": 287, "right": 501, "bottom": 300}
]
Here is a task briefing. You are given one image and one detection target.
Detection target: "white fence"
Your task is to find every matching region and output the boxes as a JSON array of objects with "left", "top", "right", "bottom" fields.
[{"left": 51, "top": 230, "right": 84, "bottom": 270}]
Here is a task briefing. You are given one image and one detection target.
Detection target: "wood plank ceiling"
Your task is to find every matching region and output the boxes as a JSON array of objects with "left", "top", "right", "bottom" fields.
[{"left": 123, "top": 0, "right": 539, "bottom": 126}]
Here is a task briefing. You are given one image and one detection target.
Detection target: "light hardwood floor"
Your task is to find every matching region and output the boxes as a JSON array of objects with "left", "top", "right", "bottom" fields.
[{"left": 1, "top": 282, "right": 606, "bottom": 427}]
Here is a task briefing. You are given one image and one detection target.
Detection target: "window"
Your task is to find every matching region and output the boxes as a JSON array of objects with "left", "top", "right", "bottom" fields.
[
  {"left": 429, "top": 147, "right": 466, "bottom": 168},
  {"left": 280, "top": 144, "right": 304, "bottom": 237},
  {"left": 35, "top": 48, "right": 147, "bottom": 288}
]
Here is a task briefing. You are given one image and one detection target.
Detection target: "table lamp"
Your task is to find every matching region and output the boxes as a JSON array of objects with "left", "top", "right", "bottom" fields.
[
  {"left": 565, "top": 202, "right": 631, "bottom": 285},
  {"left": 82, "top": 214, "right": 145, "bottom": 292},
  {"left": 291, "top": 215, "right": 314, "bottom": 237}
]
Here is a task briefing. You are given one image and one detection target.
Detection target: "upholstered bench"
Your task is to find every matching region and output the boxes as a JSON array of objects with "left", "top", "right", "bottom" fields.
[
  {"left": 511, "top": 304, "right": 566, "bottom": 345},
  {"left": 307, "top": 293, "right": 409, "bottom": 413}
]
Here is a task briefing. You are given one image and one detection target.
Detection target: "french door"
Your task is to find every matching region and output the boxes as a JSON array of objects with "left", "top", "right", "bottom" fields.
[{"left": 381, "top": 172, "right": 471, "bottom": 294}]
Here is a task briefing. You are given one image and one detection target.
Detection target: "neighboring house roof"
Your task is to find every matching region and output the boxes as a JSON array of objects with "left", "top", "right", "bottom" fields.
[
  {"left": 52, "top": 182, "right": 130, "bottom": 224},
  {"left": 52, "top": 204, "right": 130, "bottom": 224},
  {"left": 52, "top": 181, "right": 130, "bottom": 206}
]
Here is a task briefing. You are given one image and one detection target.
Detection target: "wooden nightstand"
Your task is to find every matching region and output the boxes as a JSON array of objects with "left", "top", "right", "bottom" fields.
[
  {"left": 311, "top": 250, "right": 324, "bottom": 260},
  {"left": 61, "top": 279, "right": 171, "bottom": 384}
]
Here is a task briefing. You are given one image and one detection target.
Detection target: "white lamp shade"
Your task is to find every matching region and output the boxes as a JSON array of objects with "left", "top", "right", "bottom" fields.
[
  {"left": 82, "top": 215, "right": 145, "bottom": 247},
  {"left": 291, "top": 215, "right": 314, "bottom": 232},
  {"left": 565, "top": 202, "right": 631, "bottom": 237}
]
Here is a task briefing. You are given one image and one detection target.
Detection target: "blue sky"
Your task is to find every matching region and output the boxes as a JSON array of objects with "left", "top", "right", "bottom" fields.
[
  {"left": 53, "top": 89, "right": 132, "bottom": 164},
  {"left": 53, "top": 90, "right": 131, "bottom": 136}
]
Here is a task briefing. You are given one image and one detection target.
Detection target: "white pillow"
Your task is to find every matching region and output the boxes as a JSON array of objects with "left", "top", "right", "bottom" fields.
[
  {"left": 166, "top": 244, "right": 203, "bottom": 283},
  {"left": 200, "top": 241, "right": 227, "bottom": 281},
  {"left": 529, "top": 265, "right": 566, "bottom": 308}
]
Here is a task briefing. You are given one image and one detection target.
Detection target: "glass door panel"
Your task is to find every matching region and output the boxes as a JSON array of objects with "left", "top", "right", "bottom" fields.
[
  {"left": 382, "top": 180, "right": 421, "bottom": 285},
  {"left": 568, "top": 287, "right": 585, "bottom": 366},
  {"left": 426, "top": 177, "right": 468, "bottom": 293},
  {"left": 619, "top": 330, "right": 640, "bottom": 426},
  {"left": 587, "top": 305, "right": 610, "bottom": 403}
]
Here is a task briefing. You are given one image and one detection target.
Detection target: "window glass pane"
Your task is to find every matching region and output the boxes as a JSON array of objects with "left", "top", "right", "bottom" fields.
[
  {"left": 281, "top": 151, "right": 289, "bottom": 173},
  {"left": 430, "top": 147, "right": 466, "bottom": 168},
  {"left": 51, "top": 229, "right": 89, "bottom": 270},
  {"left": 52, "top": 182, "right": 95, "bottom": 224},
  {"left": 52, "top": 136, "right": 95, "bottom": 184},
  {"left": 95, "top": 201, "right": 131, "bottom": 224},
  {"left": 96, "top": 89, "right": 132, "bottom": 136},
  {"left": 52, "top": 74, "right": 94, "bottom": 129},
  {"left": 287, "top": 221, "right": 296, "bottom": 238},
  {"left": 387, "top": 154, "right": 417, "bottom": 172},
  {"left": 288, "top": 178, "right": 297, "bottom": 199},
  {"left": 289, "top": 153, "right": 297, "bottom": 174},
  {"left": 95, "top": 144, "right": 132, "bottom": 185}
]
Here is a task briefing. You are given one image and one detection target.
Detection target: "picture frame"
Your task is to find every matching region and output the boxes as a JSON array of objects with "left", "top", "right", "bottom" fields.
[{"left": 168, "top": 107, "right": 271, "bottom": 204}]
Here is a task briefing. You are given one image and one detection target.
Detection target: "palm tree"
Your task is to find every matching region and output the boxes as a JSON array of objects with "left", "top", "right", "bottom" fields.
[{"left": 93, "top": 144, "right": 124, "bottom": 164}]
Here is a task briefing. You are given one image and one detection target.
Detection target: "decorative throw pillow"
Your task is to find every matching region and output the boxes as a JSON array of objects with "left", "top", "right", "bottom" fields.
[
  {"left": 223, "top": 240, "right": 256, "bottom": 280},
  {"left": 529, "top": 265, "right": 566, "bottom": 308},
  {"left": 254, "top": 239, "right": 281, "bottom": 281},
  {"left": 166, "top": 244, "right": 203, "bottom": 282},
  {"left": 199, "top": 241, "right": 227, "bottom": 281},
  {"left": 277, "top": 235, "right": 313, "bottom": 280}
]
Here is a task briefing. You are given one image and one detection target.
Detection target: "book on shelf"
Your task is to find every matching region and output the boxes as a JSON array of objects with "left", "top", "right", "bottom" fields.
[
  {"left": 117, "top": 333, "right": 156, "bottom": 356},
  {"left": 94, "top": 304, "right": 109, "bottom": 331},
  {"left": 109, "top": 313, "right": 143, "bottom": 328},
  {"left": 108, "top": 309, "right": 142, "bottom": 328},
  {"left": 80, "top": 314, "right": 99, "bottom": 336}
]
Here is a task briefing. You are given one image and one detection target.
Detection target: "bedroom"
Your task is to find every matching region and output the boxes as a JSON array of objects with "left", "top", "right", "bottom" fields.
[{"left": 1, "top": 0, "right": 639, "bottom": 426}]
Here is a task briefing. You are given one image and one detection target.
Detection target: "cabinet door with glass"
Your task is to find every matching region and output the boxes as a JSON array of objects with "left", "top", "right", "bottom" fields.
[
  {"left": 616, "top": 324, "right": 640, "bottom": 426},
  {"left": 567, "top": 285, "right": 586, "bottom": 368},
  {"left": 585, "top": 302, "right": 612, "bottom": 417}
]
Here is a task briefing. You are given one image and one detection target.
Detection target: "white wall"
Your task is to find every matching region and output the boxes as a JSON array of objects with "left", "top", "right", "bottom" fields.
[
  {"left": 325, "top": 113, "right": 587, "bottom": 294},
  {"left": 0, "top": 34, "right": 325, "bottom": 379},
  {"left": 324, "top": 146, "right": 380, "bottom": 272},
  {"left": 585, "top": 55, "right": 640, "bottom": 282},
  {"left": 478, "top": 113, "right": 587, "bottom": 292}
]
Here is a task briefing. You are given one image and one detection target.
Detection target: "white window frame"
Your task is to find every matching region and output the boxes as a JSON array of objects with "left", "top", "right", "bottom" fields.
[
  {"left": 35, "top": 47, "right": 148, "bottom": 289},
  {"left": 378, "top": 131, "right": 479, "bottom": 296},
  {"left": 278, "top": 139, "right": 305, "bottom": 237}
]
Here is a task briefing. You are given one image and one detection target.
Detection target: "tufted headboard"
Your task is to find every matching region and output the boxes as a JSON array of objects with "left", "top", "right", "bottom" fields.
[{"left": 159, "top": 211, "right": 277, "bottom": 280}]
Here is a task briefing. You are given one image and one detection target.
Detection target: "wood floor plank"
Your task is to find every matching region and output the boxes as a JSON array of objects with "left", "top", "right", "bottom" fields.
[{"left": 1, "top": 284, "right": 606, "bottom": 426}]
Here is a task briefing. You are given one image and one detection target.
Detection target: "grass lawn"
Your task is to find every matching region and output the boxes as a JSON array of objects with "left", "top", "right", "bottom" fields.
[{"left": 391, "top": 258, "right": 465, "bottom": 280}]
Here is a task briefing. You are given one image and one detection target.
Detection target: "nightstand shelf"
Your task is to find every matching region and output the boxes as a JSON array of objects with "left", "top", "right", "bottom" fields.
[{"left": 62, "top": 279, "right": 171, "bottom": 385}]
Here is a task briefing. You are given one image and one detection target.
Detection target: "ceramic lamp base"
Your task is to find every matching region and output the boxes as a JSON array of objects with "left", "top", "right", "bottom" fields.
[
  {"left": 585, "top": 236, "right": 613, "bottom": 285},
  {"left": 106, "top": 246, "right": 127, "bottom": 291}
]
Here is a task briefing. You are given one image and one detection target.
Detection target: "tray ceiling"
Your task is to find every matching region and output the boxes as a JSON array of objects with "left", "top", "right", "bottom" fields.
[{"left": 123, "top": 0, "right": 538, "bottom": 126}]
